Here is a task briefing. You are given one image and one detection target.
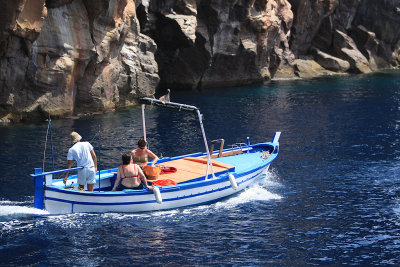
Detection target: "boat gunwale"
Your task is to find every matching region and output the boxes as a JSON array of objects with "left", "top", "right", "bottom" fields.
[{"left": 44, "top": 142, "right": 278, "bottom": 197}]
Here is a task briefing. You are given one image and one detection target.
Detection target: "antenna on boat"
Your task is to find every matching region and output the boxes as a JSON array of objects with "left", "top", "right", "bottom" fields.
[
  {"left": 49, "top": 113, "right": 55, "bottom": 171},
  {"left": 43, "top": 112, "right": 55, "bottom": 171},
  {"left": 98, "top": 125, "right": 101, "bottom": 192},
  {"left": 141, "top": 104, "right": 146, "bottom": 142}
]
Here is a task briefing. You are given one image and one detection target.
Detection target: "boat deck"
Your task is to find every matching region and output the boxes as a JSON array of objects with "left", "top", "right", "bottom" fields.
[
  {"left": 152, "top": 157, "right": 235, "bottom": 184},
  {"left": 152, "top": 150, "right": 268, "bottom": 184}
]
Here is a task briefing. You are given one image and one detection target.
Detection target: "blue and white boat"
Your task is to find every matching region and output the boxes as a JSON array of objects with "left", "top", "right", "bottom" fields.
[{"left": 31, "top": 98, "right": 280, "bottom": 214}]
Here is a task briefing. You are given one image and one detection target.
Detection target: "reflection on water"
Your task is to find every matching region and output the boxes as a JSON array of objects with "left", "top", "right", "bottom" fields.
[{"left": 1, "top": 72, "right": 400, "bottom": 265}]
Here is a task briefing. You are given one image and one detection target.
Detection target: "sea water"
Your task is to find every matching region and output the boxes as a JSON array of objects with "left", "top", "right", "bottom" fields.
[{"left": 0, "top": 72, "right": 400, "bottom": 265}]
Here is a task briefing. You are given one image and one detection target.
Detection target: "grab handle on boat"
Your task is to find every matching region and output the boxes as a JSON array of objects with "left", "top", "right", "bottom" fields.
[
  {"left": 229, "top": 173, "right": 238, "bottom": 190},
  {"left": 210, "top": 139, "right": 225, "bottom": 158},
  {"left": 153, "top": 186, "right": 162, "bottom": 204}
]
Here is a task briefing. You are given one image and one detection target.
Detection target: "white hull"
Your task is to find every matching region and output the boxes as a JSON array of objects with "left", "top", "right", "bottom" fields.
[{"left": 44, "top": 165, "right": 269, "bottom": 214}]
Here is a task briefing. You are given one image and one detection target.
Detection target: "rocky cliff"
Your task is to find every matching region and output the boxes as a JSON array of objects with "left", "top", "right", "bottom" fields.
[{"left": 1, "top": 0, "right": 399, "bottom": 122}]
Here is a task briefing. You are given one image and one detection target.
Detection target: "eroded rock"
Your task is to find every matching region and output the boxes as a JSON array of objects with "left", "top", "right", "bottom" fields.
[
  {"left": 333, "top": 29, "right": 371, "bottom": 73},
  {"left": 313, "top": 48, "right": 350, "bottom": 72},
  {"left": 0, "top": 0, "right": 158, "bottom": 122}
]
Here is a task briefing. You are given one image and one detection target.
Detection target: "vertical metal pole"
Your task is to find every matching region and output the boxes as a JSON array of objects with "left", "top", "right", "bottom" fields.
[
  {"left": 34, "top": 168, "right": 44, "bottom": 210},
  {"left": 141, "top": 104, "right": 147, "bottom": 141},
  {"left": 48, "top": 113, "right": 55, "bottom": 171},
  {"left": 98, "top": 125, "right": 101, "bottom": 191},
  {"left": 196, "top": 110, "right": 215, "bottom": 179}
]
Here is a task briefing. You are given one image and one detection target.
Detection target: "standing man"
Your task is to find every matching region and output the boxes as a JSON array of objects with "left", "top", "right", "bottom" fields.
[{"left": 64, "top": 131, "right": 98, "bottom": 191}]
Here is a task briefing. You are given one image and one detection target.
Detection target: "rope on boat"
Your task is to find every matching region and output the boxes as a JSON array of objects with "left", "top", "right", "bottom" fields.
[
  {"left": 88, "top": 131, "right": 99, "bottom": 143},
  {"left": 42, "top": 119, "right": 50, "bottom": 171},
  {"left": 41, "top": 117, "right": 103, "bottom": 183}
]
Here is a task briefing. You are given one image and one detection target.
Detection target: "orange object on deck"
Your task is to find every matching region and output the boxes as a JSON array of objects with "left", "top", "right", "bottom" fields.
[{"left": 152, "top": 179, "right": 176, "bottom": 187}]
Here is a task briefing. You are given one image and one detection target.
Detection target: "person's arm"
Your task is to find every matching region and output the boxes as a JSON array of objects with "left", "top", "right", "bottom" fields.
[
  {"left": 91, "top": 150, "right": 98, "bottom": 173},
  {"left": 63, "top": 160, "right": 73, "bottom": 184},
  {"left": 112, "top": 167, "right": 122, "bottom": 191},
  {"left": 147, "top": 150, "right": 159, "bottom": 167},
  {"left": 138, "top": 167, "right": 152, "bottom": 191},
  {"left": 130, "top": 149, "right": 136, "bottom": 159}
]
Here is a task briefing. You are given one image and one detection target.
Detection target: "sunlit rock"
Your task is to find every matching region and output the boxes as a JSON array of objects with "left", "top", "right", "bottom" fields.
[{"left": 312, "top": 48, "right": 350, "bottom": 72}]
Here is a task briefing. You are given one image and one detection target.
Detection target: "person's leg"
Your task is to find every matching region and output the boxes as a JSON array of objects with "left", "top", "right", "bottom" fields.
[
  {"left": 77, "top": 169, "right": 85, "bottom": 190},
  {"left": 86, "top": 166, "right": 96, "bottom": 192},
  {"left": 87, "top": 184, "right": 94, "bottom": 191}
]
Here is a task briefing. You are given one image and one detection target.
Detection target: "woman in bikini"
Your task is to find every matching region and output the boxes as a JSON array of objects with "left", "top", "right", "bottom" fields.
[
  {"left": 131, "top": 139, "right": 159, "bottom": 168},
  {"left": 112, "top": 152, "right": 153, "bottom": 191}
]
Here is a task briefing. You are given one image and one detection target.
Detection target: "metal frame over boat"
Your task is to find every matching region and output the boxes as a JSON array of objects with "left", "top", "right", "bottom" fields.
[{"left": 31, "top": 98, "right": 281, "bottom": 214}]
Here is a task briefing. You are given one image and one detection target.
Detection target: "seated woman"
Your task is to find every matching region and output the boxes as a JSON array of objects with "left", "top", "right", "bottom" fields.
[
  {"left": 131, "top": 139, "right": 159, "bottom": 168},
  {"left": 112, "top": 152, "right": 153, "bottom": 191}
]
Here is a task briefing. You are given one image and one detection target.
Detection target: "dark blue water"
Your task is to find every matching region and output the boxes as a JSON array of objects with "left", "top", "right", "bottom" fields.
[{"left": 1, "top": 72, "right": 400, "bottom": 265}]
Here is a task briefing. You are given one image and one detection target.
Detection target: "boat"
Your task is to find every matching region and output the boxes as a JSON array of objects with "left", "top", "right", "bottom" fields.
[{"left": 30, "top": 98, "right": 281, "bottom": 214}]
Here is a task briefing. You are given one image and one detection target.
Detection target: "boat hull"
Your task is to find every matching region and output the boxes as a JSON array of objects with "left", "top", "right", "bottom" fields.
[{"left": 44, "top": 165, "right": 269, "bottom": 214}]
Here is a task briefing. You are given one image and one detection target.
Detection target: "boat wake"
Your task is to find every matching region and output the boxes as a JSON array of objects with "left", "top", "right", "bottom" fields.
[
  {"left": 214, "top": 170, "right": 282, "bottom": 209},
  {"left": 0, "top": 200, "right": 49, "bottom": 219},
  {"left": 0, "top": 205, "right": 49, "bottom": 217},
  {"left": 0, "top": 200, "right": 49, "bottom": 236}
]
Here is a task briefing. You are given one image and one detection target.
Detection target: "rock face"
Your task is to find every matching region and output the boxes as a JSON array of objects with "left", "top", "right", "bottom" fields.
[
  {"left": 0, "top": 0, "right": 400, "bottom": 122},
  {"left": 0, "top": 0, "right": 158, "bottom": 122},
  {"left": 138, "top": 0, "right": 400, "bottom": 86},
  {"left": 138, "top": 0, "right": 294, "bottom": 88},
  {"left": 289, "top": 0, "right": 400, "bottom": 73}
]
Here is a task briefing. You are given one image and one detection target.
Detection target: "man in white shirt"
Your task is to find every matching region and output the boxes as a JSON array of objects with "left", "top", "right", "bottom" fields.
[{"left": 63, "top": 132, "right": 98, "bottom": 191}]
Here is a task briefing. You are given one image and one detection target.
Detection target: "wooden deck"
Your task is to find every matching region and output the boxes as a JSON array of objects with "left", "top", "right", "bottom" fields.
[{"left": 152, "top": 157, "right": 235, "bottom": 184}]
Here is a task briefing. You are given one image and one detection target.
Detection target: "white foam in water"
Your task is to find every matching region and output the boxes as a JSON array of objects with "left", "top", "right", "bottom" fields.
[
  {"left": 215, "top": 184, "right": 282, "bottom": 210},
  {"left": 0, "top": 205, "right": 49, "bottom": 216},
  {"left": 0, "top": 199, "right": 49, "bottom": 217},
  {"left": 0, "top": 200, "right": 32, "bottom": 205},
  {"left": 210, "top": 171, "right": 282, "bottom": 210}
]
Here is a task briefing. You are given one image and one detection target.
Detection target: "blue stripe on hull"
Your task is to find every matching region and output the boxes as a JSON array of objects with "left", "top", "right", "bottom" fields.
[{"left": 44, "top": 167, "right": 265, "bottom": 210}]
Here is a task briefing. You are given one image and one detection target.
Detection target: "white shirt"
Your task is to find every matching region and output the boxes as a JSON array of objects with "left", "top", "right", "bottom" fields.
[{"left": 67, "top": 141, "right": 94, "bottom": 167}]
